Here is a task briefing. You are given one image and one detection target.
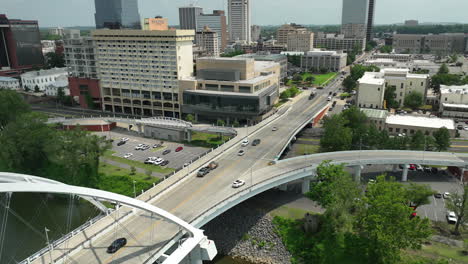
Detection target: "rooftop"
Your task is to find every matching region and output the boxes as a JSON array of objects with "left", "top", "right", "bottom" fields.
[
  {"left": 235, "top": 53, "right": 286, "bottom": 61},
  {"left": 358, "top": 72, "right": 385, "bottom": 85},
  {"left": 0, "top": 76, "right": 18, "bottom": 82},
  {"left": 386, "top": 115, "right": 454, "bottom": 130},
  {"left": 361, "top": 108, "right": 389, "bottom": 119},
  {"left": 440, "top": 85, "right": 468, "bottom": 94},
  {"left": 21, "top": 68, "right": 68, "bottom": 78},
  {"left": 304, "top": 50, "right": 345, "bottom": 56},
  {"left": 442, "top": 103, "right": 468, "bottom": 109}
]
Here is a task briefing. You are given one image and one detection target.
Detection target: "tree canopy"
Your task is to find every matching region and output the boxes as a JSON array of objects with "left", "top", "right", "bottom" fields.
[
  {"left": 404, "top": 91, "right": 424, "bottom": 109},
  {"left": 45, "top": 52, "right": 65, "bottom": 69}
]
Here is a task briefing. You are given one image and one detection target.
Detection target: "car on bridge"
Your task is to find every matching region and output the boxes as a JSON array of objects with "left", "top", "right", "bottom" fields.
[
  {"left": 107, "top": 238, "right": 127, "bottom": 254},
  {"left": 241, "top": 139, "right": 250, "bottom": 147},
  {"left": 197, "top": 167, "right": 210, "bottom": 177},
  {"left": 238, "top": 150, "right": 246, "bottom": 156},
  {"left": 252, "top": 139, "right": 261, "bottom": 146},
  {"left": 232, "top": 180, "right": 245, "bottom": 188},
  {"left": 272, "top": 127, "right": 278, "bottom": 131}
]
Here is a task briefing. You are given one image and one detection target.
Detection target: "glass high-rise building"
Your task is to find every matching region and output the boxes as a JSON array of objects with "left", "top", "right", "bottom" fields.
[
  {"left": 94, "top": 0, "right": 141, "bottom": 29},
  {"left": 341, "top": 0, "right": 375, "bottom": 42}
]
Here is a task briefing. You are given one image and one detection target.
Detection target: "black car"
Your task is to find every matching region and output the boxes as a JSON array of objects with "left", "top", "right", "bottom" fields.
[
  {"left": 153, "top": 144, "right": 161, "bottom": 149},
  {"left": 329, "top": 91, "right": 332, "bottom": 95},
  {"left": 162, "top": 149, "right": 171, "bottom": 155},
  {"left": 107, "top": 238, "right": 127, "bottom": 254},
  {"left": 252, "top": 139, "right": 261, "bottom": 146},
  {"left": 160, "top": 160, "right": 169, "bottom": 166},
  {"left": 431, "top": 167, "right": 439, "bottom": 174},
  {"left": 117, "top": 141, "right": 126, "bottom": 146},
  {"left": 333, "top": 92, "right": 337, "bottom": 96},
  {"left": 434, "top": 193, "right": 442, "bottom": 199}
]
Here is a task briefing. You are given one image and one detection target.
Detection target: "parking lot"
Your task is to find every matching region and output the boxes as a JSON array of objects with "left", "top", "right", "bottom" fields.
[
  {"left": 97, "top": 130, "right": 209, "bottom": 171},
  {"left": 358, "top": 165, "right": 463, "bottom": 223}
]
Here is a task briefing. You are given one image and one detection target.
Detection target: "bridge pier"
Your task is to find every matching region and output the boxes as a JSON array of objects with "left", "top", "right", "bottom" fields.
[
  {"left": 353, "top": 165, "right": 362, "bottom": 183},
  {"left": 301, "top": 177, "right": 311, "bottom": 194},
  {"left": 402, "top": 164, "right": 409, "bottom": 182},
  {"left": 278, "top": 184, "right": 288, "bottom": 191},
  {"left": 392, "top": 164, "right": 398, "bottom": 173}
]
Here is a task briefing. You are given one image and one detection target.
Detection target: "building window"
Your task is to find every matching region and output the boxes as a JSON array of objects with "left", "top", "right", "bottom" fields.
[
  {"left": 410, "top": 130, "right": 415, "bottom": 134},
  {"left": 421, "top": 82, "right": 424, "bottom": 86},
  {"left": 239, "top": 86, "right": 251, "bottom": 93},
  {"left": 403, "top": 129, "right": 407, "bottom": 133},
  {"left": 221, "top": 85, "right": 235, "bottom": 92},
  {"left": 389, "top": 128, "right": 393, "bottom": 132},
  {"left": 401, "top": 83, "right": 404, "bottom": 89},
  {"left": 205, "top": 84, "right": 218, "bottom": 91},
  {"left": 396, "top": 128, "right": 400, "bottom": 133}
]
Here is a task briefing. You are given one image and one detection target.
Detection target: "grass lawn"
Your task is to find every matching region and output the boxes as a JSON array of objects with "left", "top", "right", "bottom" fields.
[
  {"left": 417, "top": 242, "right": 468, "bottom": 263},
  {"left": 301, "top": 72, "right": 338, "bottom": 86},
  {"left": 99, "top": 162, "right": 153, "bottom": 181},
  {"left": 295, "top": 144, "right": 320, "bottom": 155},
  {"left": 274, "top": 99, "right": 289, "bottom": 108},
  {"left": 103, "top": 150, "right": 175, "bottom": 174},
  {"left": 186, "top": 132, "right": 232, "bottom": 148},
  {"left": 270, "top": 206, "right": 313, "bottom": 220},
  {"left": 297, "top": 138, "right": 320, "bottom": 142}
]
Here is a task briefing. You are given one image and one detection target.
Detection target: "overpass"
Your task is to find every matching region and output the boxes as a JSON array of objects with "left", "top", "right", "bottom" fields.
[{"left": 22, "top": 73, "right": 465, "bottom": 263}]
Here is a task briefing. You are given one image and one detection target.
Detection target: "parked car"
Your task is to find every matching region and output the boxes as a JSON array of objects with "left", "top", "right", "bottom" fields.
[
  {"left": 431, "top": 167, "right": 439, "bottom": 174},
  {"left": 160, "top": 160, "right": 169, "bottom": 166},
  {"left": 154, "top": 158, "right": 164, "bottom": 165},
  {"left": 423, "top": 166, "right": 432, "bottom": 173},
  {"left": 238, "top": 150, "right": 246, "bottom": 156},
  {"left": 409, "top": 164, "right": 416, "bottom": 171},
  {"left": 117, "top": 141, "right": 126, "bottom": 146},
  {"left": 434, "top": 192, "right": 442, "bottom": 199},
  {"left": 272, "top": 127, "right": 278, "bottom": 131},
  {"left": 141, "top": 144, "right": 150, "bottom": 151},
  {"left": 446, "top": 211, "right": 457, "bottom": 224},
  {"left": 123, "top": 153, "right": 133, "bottom": 159},
  {"left": 135, "top": 144, "right": 144, "bottom": 150},
  {"left": 416, "top": 164, "right": 423, "bottom": 171},
  {"left": 457, "top": 125, "right": 463, "bottom": 130},
  {"left": 121, "top": 138, "right": 130, "bottom": 142},
  {"left": 162, "top": 149, "right": 171, "bottom": 155},
  {"left": 241, "top": 139, "right": 250, "bottom": 147},
  {"left": 443, "top": 192, "right": 450, "bottom": 199},
  {"left": 252, "top": 139, "right": 261, "bottom": 146},
  {"left": 232, "top": 180, "right": 246, "bottom": 188},
  {"left": 175, "top": 146, "right": 184, "bottom": 152},
  {"left": 144, "top": 157, "right": 157, "bottom": 164},
  {"left": 107, "top": 238, "right": 127, "bottom": 254},
  {"left": 153, "top": 144, "right": 161, "bottom": 149},
  {"left": 327, "top": 96, "right": 332, "bottom": 101}
]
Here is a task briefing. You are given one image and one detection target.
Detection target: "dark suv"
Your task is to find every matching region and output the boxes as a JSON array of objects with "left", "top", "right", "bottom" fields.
[
  {"left": 107, "top": 238, "right": 127, "bottom": 254},
  {"left": 252, "top": 139, "right": 261, "bottom": 146}
]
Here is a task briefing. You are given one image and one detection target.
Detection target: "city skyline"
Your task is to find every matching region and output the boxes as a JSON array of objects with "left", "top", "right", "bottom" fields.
[{"left": 1, "top": 0, "right": 468, "bottom": 27}]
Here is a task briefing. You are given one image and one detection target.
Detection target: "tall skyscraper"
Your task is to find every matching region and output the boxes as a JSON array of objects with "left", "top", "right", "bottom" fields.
[
  {"left": 197, "top": 10, "right": 228, "bottom": 51},
  {"left": 94, "top": 0, "right": 141, "bottom": 29},
  {"left": 366, "top": 0, "right": 376, "bottom": 42},
  {"left": 341, "top": 0, "right": 368, "bottom": 39},
  {"left": 228, "top": 0, "right": 251, "bottom": 43},
  {"left": 179, "top": 5, "right": 203, "bottom": 30}
]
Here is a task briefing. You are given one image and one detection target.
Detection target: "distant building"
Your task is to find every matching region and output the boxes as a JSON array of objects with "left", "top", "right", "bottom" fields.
[
  {"left": 142, "top": 16, "right": 169, "bottom": 31},
  {"left": 357, "top": 68, "right": 429, "bottom": 109},
  {"left": 179, "top": 5, "right": 203, "bottom": 30},
  {"left": 405, "top": 20, "right": 419, "bottom": 26},
  {"left": 64, "top": 37, "right": 101, "bottom": 109},
  {"left": 366, "top": 0, "right": 376, "bottom": 42},
  {"left": 180, "top": 57, "right": 280, "bottom": 124},
  {"left": 251, "top": 25, "right": 261, "bottom": 42},
  {"left": 21, "top": 67, "right": 68, "bottom": 91},
  {"left": 42, "top": 40, "right": 56, "bottom": 55},
  {"left": 228, "top": 0, "right": 251, "bottom": 43},
  {"left": 364, "top": 58, "right": 440, "bottom": 76},
  {"left": 371, "top": 53, "right": 412, "bottom": 62},
  {"left": 197, "top": 10, "right": 228, "bottom": 51},
  {"left": 300, "top": 50, "right": 347, "bottom": 72},
  {"left": 393, "top": 33, "right": 467, "bottom": 55},
  {"left": 313, "top": 33, "right": 365, "bottom": 52},
  {"left": 0, "top": 14, "right": 44, "bottom": 77},
  {"left": 276, "top": 23, "right": 306, "bottom": 46},
  {"left": 93, "top": 29, "right": 195, "bottom": 118},
  {"left": 0, "top": 76, "right": 20, "bottom": 90},
  {"left": 287, "top": 31, "right": 314, "bottom": 52},
  {"left": 235, "top": 52, "right": 287, "bottom": 80},
  {"left": 439, "top": 85, "right": 468, "bottom": 118},
  {"left": 94, "top": 0, "right": 141, "bottom": 29},
  {"left": 44, "top": 75, "right": 70, "bottom": 97},
  {"left": 341, "top": 0, "right": 368, "bottom": 39},
  {"left": 48, "top": 27, "right": 81, "bottom": 39},
  {"left": 196, "top": 27, "right": 220, "bottom": 57}
]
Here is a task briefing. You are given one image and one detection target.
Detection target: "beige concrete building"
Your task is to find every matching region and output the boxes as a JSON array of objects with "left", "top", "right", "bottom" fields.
[
  {"left": 371, "top": 53, "right": 411, "bottom": 62},
  {"left": 180, "top": 57, "right": 280, "bottom": 124},
  {"left": 92, "top": 29, "right": 195, "bottom": 118},
  {"left": 313, "top": 33, "right": 365, "bottom": 52},
  {"left": 439, "top": 85, "right": 468, "bottom": 118},
  {"left": 394, "top": 33, "right": 467, "bottom": 55},
  {"left": 276, "top": 23, "right": 306, "bottom": 46},
  {"left": 357, "top": 68, "right": 430, "bottom": 109},
  {"left": 142, "top": 16, "right": 169, "bottom": 31},
  {"left": 287, "top": 31, "right": 314, "bottom": 52},
  {"left": 300, "top": 50, "right": 347, "bottom": 72},
  {"left": 196, "top": 27, "right": 220, "bottom": 57}
]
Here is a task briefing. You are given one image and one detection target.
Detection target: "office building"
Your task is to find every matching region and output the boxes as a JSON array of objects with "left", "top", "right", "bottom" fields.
[
  {"left": 94, "top": 0, "right": 141, "bottom": 29},
  {"left": 21, "top": 67, "right": 68, "bottom": 91},
  {"left": 179, "top": 5, "right": 203, "bottom": 30},
  {"left": 371, "top": 53, "right": 411, "bottom": 62},
  {"left": 197, "top": 10, "right": 228, "bottom": 51},
  {"left": 235, "top": 53, "right": 288, "bottom": 80},
  {"left": 180, "top": 57, "right": 280, "bottom": 124},
  {"left": 228, "top": 0, "right": 251, "bottom": 43},
  {"left": 287, "top": 31, "right": 314, "bottom": 52},
  {"left": 196, "top": 27, "right": 220, "bottom": 57},
  {"left": 276, "top": 23, "right": 306, "bottom": 46},
  {"left": 0, "top": 76, "right": 20, "bottom": 90},
  {"left": 300, "top": 50, "right": 347, "bottom": 72},
  {"left": 405, "top": 20, "right": 419, "bottom": 26},
  {"left": 393, "top": 33, "right": 467, "bottom": 55},
  {"left": 48, "top": 27, "right": 81, "bottom": 39},
  {"left": 341, "top": 0, "right": 368, "bottom": 39},
  {"left": 92, "top": 29, "right": 195, "bottom": 118},
  {"left": 439, "top": 85, "right": 468, "bottom": 118},
  {"left": 142, "top": 16, "right": 169, "bottom": 31},
  {"left": 357, "top": 68, "right": 429, "bottom": 109},
  {"left": 0, "top": 14, "right": 43, "bottom": 77},
  {"left": 366, "top": 0, "right": 376, "bottom": 42},
  {"left": 251, "top": 25, "right": 261, "bottom": 42},
  {"left": 313, "top": 33, "right": 365, "bottom": 52},
  {"left": 64, "top": 37, "right": 101, "bottom": 109},
  {"left": 42, "top": 40, "right": 56, "bottom": 55}
]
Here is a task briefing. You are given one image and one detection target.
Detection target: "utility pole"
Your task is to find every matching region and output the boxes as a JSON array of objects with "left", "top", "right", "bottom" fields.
[
  {"left": 133, "top": 180, "right": 136, "bottom": 198},
  {"left": 45, "top": 227, "right": 54, "bottom": 263}
]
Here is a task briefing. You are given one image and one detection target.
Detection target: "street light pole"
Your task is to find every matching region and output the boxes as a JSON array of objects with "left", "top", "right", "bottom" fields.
[
  {"left": 45, "top": 227, "right": 54, "bottom": 263},
  {"left": 133, "top": 180, "right": 136, "bottom": 198},
  {"left": 250, "top": 166, "right": 253, "bottom": 192}
]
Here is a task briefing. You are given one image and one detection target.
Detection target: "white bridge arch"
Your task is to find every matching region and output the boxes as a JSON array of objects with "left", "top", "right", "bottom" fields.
[{"left": 0, "top": 172, "right": 216, "bottom": 264}]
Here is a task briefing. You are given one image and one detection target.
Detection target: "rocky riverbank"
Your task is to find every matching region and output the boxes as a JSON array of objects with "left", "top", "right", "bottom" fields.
[{"left": 203, "top": 202, "right": 292, "bottom": 264}]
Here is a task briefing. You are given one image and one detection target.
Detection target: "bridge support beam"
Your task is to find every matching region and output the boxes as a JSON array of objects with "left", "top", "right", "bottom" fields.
[
  {"left": 353, "top": 165, "right": 362, "bottom": 183},
  {"left": 301, "top": 178, "right": 310, "bottom": 194},
  {"left": 392, "top": 164, "right": 398, "bottom": 173},
  {"left": 278, "top": 184, "right": 288, "bottom": 191},
  {"left": 402, "top": 164, "right": 409, "bottom": 182}
]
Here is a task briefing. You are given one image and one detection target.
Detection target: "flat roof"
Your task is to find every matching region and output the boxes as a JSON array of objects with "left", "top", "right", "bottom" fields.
[
  {"left": 358, "top": 72, "right": 385, "bottom": 85},
  {"left": 443, "top": 103, "right": 468, "bottom": 109},
  {"left": 0, "top": 76, "right": 18, "bottom": 82},
  {"left": 386, "top": 115, "right": 454, "bottom": 130},
  {"left": 235, "top": 53, "right": 286, "bottom": 61},
  {"left": 440, "top": 85, "right": 468, "bottom": 94},
  {"left": 21, "top": 67, "right": 68, "bottom": 78},
  {"left": 361, "top": 108, "right": 389, "bottom": 119}
]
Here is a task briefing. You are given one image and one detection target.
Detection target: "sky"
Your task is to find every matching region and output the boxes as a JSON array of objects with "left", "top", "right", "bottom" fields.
[{"left": 1, "top": 0, "right": 467, "bottom": 28}]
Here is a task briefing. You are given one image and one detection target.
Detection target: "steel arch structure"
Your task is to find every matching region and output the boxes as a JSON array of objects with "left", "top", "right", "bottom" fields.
[{"left": 0, "top": 172, "right": 211, "bottom": 264}]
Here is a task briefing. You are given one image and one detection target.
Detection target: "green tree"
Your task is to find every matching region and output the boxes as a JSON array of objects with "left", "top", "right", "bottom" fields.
[
  {"left": 410, "top": 131, "right": 425, "bottom": 150},
  {"left": 34, "top": 85, "right": 40, "bottom": 93},
  {"left": 320, "top": 115, "right": 353, "bottom": 152},
  {"left": 379, "top": 45, "right": 393, "bottom": 53},
  {"left": 358, "top": 175, "right": 432, "bottom": 264},
  {"left": 221, "top": 50, "right": 245, "bottom": 57},
  {"left": 438, "top": 63, "right": 449, "bottom": 74},
  {"left": 405, "top": 183, "right": 435, "bottom": 208},
  {"left": 384, "top": 86, "right": 399, "bottom": 109},
  {"left": 84, "top": 92, "right": 94, "bottom": 109},
  {"left": 130, "top": 166, "right": 136, "bottom": 175},
  {"left": 287, "top": 55, "right": 301, "bottom": 67},
  {"left": 343, "top": 76, "right": 357, "bottom": 93},
  {"left": 289, "top": 86, "right": 300, "bottom": 97},
  {"left": 216, "top": 119, "right": 226, "bottom": 126},
  {"left": 404, "top": 91, "right": 424, "bottom": 109},
  {"left": 45, "top": 52, "right": 65, "bottom": 68},
  {"left": 185, "top": 114, "right": 195, "bottom": 122},
  {"left": 280, "top": 89, "right": 292, "bottom": 100},
  {"left": 433, "top": 127, "right": 451, "bottom": 151},
  {"left": 0, "top": 89, "right": 30, "bottom": 129},
  {"left": 292, "top": 73, "right": 303, "bottom": 82},
  {"left": 305, "top": 75, "right": 315, "bottom": 83},
  {"left": 445, "top": 185, "right": 467, "bottom": 235},
  {"left": 342, "top": 106, "right": 369, "bottom": 147},
  {"left": 232, "top": 120, "right": 240, "bottom": 127}
]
